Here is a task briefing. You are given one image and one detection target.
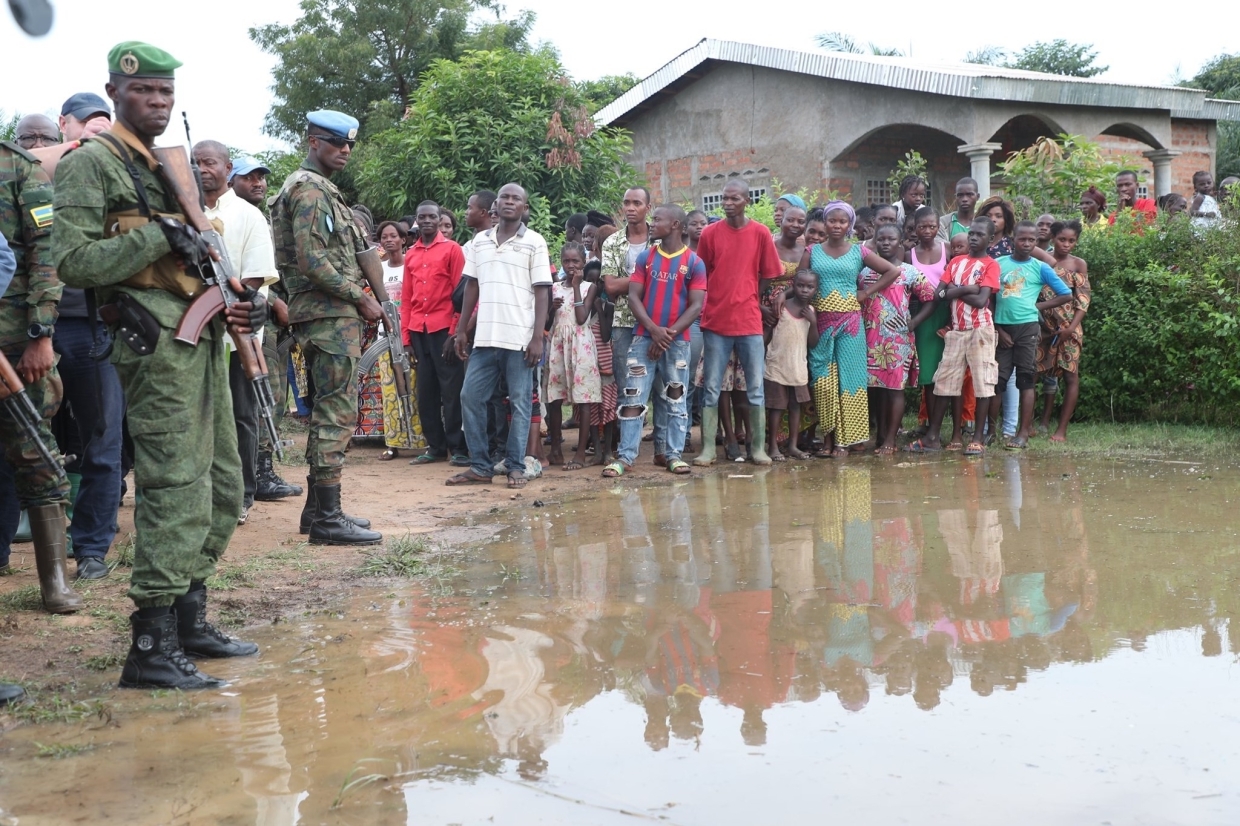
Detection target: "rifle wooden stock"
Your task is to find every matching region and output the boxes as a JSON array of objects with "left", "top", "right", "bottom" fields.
[
  {"left": 151, "top": 146, "right": 214, "bottom": 233},
  {"left": 0, "top": 351, "right": 66, "bottom": 480},
  {"left": 0, "top": 349, "right": 23, "bottom": 401},
  {"left": 30, "top": 141, "right": 79, "bottom": 178},
  {"left": 357, "top": 246, "right": 389, "bottom": 301}
]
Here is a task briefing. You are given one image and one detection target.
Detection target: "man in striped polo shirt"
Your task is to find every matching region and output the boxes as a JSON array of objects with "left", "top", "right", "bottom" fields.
[{"left": 604, "top": 205, "right": 706, "bottom": 477}]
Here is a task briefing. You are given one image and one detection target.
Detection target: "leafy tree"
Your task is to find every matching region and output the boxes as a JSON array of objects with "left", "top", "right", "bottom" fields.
[
  {"left": 815, "top": 31, "right": 903, "bottom": 57},
  {"left": 0, "top": 110, "right": 21, "bottom": 142},
  {"left": 1006, "top": 40, "right": 1107, "bottom": 78},
  {"left": 577, "top": 74, "right": 640, "bottom": 114},
  {"left": 1183, "top": 53, "right": 1240, "bottom": 178},
  {"left": 965, "top": 46, "right": 1005, "bottom": 66},
  {"left": 249, "top": 0, "right": 535, "bottom": 142},
  {"left": 998, "top": 134, "right": 1136, "bottom": 217},
  {"left": 887, "top": 150, "right": 928, "bottom": 194},
  {"left": 353, "top": 49, "right": 640, "bottom": 234}
]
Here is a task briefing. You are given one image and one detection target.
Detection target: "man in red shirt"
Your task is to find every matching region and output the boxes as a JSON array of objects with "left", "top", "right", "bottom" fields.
[
  {"left": 1109, "top": 170, "right": 1157, "bottom": 225},
  {"left": 693, "top": 179, "right": 783, "bottom": 466},
  {"left": 402, "top": 200, "right": 467, "bottom": 465}
]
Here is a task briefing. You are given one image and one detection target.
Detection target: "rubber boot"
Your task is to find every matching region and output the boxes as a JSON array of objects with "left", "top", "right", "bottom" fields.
[
  {"left": 694, "top": 407, "right": 719, "bottom": 466},
  {"left": 0, "top": 682, "right": 25, "bottom": 706},
  {"left": 118, "top": 610, "right": 226, "bottom": 690},
  {"left": 173, "top": 585, "right": 258, "bottom": 658},
  {"left": 65, "top": 472, "right": 81, "bottom": 558},
  {"left": 308, "top": 484, "right": 382, "bottom": 546},
  {"left": 254, "top": 451, "right": 302, "bottom": 501},
  {"left": 28, "top": 503, "right": 83, "bottom": 614},
  {"left": 748, "top": 405, "right": 773, "bottom": 465},
  {"left": 299, "top": 476, "right": 373, "bottom": 534},
  {"left": 14, "top": 509, "right": 31, "bottom": 543}
]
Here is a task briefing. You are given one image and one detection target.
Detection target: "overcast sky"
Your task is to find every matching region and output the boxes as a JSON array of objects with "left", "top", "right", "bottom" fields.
[{"left": 3, "top": 0, "right": 1233, "bottom": 155}]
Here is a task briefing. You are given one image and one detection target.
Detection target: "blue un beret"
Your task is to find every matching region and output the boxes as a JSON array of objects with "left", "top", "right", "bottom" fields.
[{"left": 307, "top": 110, "right": 359, "bottom": 140}]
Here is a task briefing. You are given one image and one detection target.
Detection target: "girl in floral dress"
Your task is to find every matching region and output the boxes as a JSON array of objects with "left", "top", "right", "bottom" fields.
[
  {"left": 545, "top": 243, "right": 603, "bottom": 470},
  {"left": 860, "top": 224, "right": 937, "bottom": 454}
]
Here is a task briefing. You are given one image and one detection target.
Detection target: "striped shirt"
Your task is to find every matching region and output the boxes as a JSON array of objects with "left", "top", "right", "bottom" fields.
[
  {"left": 631, "top": 245, "right": 707, "bottom": 341},
  {"left": 462, "top": 224, "right": 552, "bottom": 351},
  {"left": 941, "top": 254, "right": 999, "bottom": 331}
]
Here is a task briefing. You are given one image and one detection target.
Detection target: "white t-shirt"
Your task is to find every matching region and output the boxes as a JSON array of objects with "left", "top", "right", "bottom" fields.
[
  {"left": 205, "top": 188, "right": 279, "bottom": 351},
  {"left": 381, "top": 257, "right": 404, "bottom": 336},
  {"left": 462, "top": 224, "right": 552, "bottom": 351}
]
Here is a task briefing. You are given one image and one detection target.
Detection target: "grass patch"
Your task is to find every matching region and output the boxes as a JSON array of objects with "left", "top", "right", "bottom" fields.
[
  {"left": 109, "top": 533, "right": 135, "bottom": 569},
  {"left": 358, "top": 534, "right": 459, "bottom": 592},
  {"left": 7, "top": 690, "right": 112, "bottom": 725},
  {"left": 0, "top": 585, "right": 42, "bottom": 611},
  {"left": 35, "top": 741, "right": 96, "bottom": 759},
  {"left": 84, "top": 653, "right": 125, "bottom": 672},
  {"left": 207, "top": 543, "right": 320, "bottom": 591}
]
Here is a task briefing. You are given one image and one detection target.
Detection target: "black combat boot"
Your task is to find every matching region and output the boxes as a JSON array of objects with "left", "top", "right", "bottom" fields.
[
  {"left": 254, "top": 450, "right": 302, "bottom": 501},
  {"left": 28, "top": 503, "right": 83, "bottom": 614},
  {"left": 173, "top": 584, "right": 258, "bottom": 658},
  {"left": 299, "top": 476, "right": 372, "bottom": 534},
  {"left": 308, "top": 484, "right": 382, "bottom": 546},
  {"left": 118, "top": 609, "right": 226, "bottom": 690}
]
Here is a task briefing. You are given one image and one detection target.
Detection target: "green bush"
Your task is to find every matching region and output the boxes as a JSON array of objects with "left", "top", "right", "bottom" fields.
[{"left": 1074, "top": 213, "right": 1240, "bottom": 424}]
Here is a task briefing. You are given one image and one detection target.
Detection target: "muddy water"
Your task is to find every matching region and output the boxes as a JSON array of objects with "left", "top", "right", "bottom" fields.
[{"left": 3, "top": 456, "right": 1240, "bottom": 825}]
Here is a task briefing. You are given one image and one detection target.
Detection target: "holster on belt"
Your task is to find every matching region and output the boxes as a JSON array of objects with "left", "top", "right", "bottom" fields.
[{"left": 99, "top": 293, "right": 161, "bottom": 356}]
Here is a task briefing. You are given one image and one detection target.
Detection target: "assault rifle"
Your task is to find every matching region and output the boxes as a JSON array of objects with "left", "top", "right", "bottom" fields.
[
  {"left": 153, "top": 114, "right": 285, "bottom": 460},
  {"left": 356, "top": 247, "right": 414, "bottom": 444},
  {"left": 0, "top": 350, "right": 66, "bottom": 480}
]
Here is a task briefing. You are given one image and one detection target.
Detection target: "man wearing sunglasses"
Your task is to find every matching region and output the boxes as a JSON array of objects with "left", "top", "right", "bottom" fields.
[{"left": 271, "top": 109, "right": 384, "bottom": 546}]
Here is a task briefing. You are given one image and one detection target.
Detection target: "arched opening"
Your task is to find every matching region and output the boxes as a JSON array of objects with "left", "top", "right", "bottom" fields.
[
  {"left": 988, "top": 114, "right": 1065, "bottom": 159},
  {"left": 1100, "top": 122, "right": 1163, "bottom": 150},
  {"left": 829, "top": 123, "right": 969, "bottom": 209},
  {"left": 1095, "top": 123, "right": 1160, "bottom": 200}
]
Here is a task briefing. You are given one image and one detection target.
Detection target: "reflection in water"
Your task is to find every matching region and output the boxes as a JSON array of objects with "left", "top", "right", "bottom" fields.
[{"left": 4, "top": 458, "right": 1240, "bottom": 824}]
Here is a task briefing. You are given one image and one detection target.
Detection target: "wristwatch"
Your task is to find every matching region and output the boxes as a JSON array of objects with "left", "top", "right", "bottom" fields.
[{"left": 27, "top": 323, "right": 54, "bottom": 340}]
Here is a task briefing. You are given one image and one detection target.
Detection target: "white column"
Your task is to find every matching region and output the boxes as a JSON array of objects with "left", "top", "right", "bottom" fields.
[
  {"left": 1142, "top": 149, "right": 1182, "bottom": 198},
  {"left": 957, "top": 142, "right": 1004, "bottom": 200}
]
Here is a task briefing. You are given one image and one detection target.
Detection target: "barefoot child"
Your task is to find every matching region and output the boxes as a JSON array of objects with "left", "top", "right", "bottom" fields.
[
  {"left": 764, "top": 270, "right": 818, "bottom": 461},
  {"left": 861, "top": 224, "right": 937, "bottom": 454},
  {"left": 545, "top": 243, "right": 603, "bottom": 470},
  {"left": 605, "top": 205, "right": 706, "bottom": 477},
  {"left": 1036, "top": 220, "right": 1090, "bottom": 442},
  {"left": 912, "top": 218, "right": 1000, "bottom": 456}
]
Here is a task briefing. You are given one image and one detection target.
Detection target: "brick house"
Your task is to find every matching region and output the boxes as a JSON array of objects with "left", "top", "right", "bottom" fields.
[{"left": 595, "top": 39, "right": 1240, "bottom": 210}]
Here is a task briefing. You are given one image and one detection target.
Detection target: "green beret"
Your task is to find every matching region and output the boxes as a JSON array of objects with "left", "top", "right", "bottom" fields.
[{"left": 107, "top": 41, "right": 182, "bottom": 79}]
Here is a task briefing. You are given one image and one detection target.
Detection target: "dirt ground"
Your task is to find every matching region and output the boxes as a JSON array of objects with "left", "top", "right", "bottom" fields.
[{"left": 0, "top": 429, "right": 696, "bottom": 696}]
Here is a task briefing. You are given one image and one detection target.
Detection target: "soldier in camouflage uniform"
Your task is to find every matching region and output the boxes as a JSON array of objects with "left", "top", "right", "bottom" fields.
[
  {"left": 0, "top": 135, "right": 82, "bottom": 615},
  {"left": 51, "top": 41, "right": 264, "bottom": 690},
  {"left": 270, "top": 110, "right": 383, "bottom": 545}
]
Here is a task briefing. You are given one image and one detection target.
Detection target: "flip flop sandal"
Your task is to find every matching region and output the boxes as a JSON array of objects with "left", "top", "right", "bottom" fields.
[
  {"left": 506, "top": 471, "right": 528, "bottom": 489},
  {"left": 963, "top": 442, "right": 985, "bottom": 457},
  {"left": 445, "top": 471, "right": 491, "bottom": 486},
  {"left": 902, "top": 439, "right": 942, "bottom": 454},
  {"left": 945, "top": 441, "right": 964, "bottom": 451},
  {"left": 667, "top": 459, "right": 692, "bottom": 475},
  {"left": 1005, "top": 437, "right": 1029, "bottom": 451},
  {"left": 410, "top": 453, "right": 443, "bottom": 465},
  {"left": 602, "top": 461, "right": 628, "bottom": 478},
  {"left": 449, "top": 454, "right": 471, "bottom": 467}
]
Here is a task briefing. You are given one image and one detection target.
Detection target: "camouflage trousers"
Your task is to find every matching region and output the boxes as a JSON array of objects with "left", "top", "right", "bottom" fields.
[
  {"left": 111, "top": 323, "right": 242, "bottom": 607},
  {"left": 257, "top": 320, "right": 290, "bottom": 451},
  {"left": 294, "top": 317, "right": 362, "bottom": 484},
  {"left": 0, "top": 351, "right": 70, "bottom": 507}
]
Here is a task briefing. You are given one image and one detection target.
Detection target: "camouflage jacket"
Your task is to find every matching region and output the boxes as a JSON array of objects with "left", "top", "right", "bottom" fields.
[
  {"left": 49, "top": 125, "right": 212, "bottom": 335},
  {"left": 0, "top": 141, "right": 59, "bottom": 350},
  {"left": 270, "top": 161, "right": 365, "bottom": 324}
]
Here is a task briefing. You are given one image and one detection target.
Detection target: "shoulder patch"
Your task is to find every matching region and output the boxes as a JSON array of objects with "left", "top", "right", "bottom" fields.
[{"left": 30, "top": 204, "right": 53, "bottom": 228}]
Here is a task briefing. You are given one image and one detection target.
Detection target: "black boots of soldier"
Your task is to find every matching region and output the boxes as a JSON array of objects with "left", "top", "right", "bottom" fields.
[
  {"left": 254, "top": 450, "right": 302, "bottom": 501},
  {"left": 173, "top": 586, "right": 259, "bottom": 658},
  {"left": 28, "top": 503, "right": 83, "bottom": 614},
  {"left": 119, "top": 585, "right": 258, "bottom": 690},
  {"left": 306, "top": 483, "right": 382, "bottom": 546}
]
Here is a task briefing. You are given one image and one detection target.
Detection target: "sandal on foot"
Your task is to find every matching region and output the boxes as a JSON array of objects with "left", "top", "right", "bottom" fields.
[
  {"left": 506, "top": 471, "right": 528, "bottom": 489},
  {"left": 667, "top": 459, "right": 692, "bottom": 475},
  {"left": 874, "top": 445, "right": 897, "bottom": 456},
  {"left": 379, "top": 448, "right": 399, "bottom": 461},
  {"left": 562, "top": 461, "right": 584, "bottom": 471},
  {"left": 410, "top": 452, "right": 443, "bottom": 465},
  {"left": 602, "top": 461, "right": 629, "bottom": 478},
  {"left": 902, "top": 439, "right": 942, "bottom": 454},
  {"left": 963, "top": 442, "right": 985, "bottom": 457},
  {"left": 1005, "top": 436, "right": 1029, "bottom": 451},
  {"left": 445, "top": 470, "right": 491, "bottom": 486},
  {"left": 945, "top": 441, "right": 964, "bottom": 451}
]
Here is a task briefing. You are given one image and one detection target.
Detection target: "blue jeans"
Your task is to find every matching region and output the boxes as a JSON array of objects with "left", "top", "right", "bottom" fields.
[
  {"left": 618, "top": 338, "right": 691, "bottom": 466},
  {"left": 652, "top": 320, "right": 703, "bottom": 454},
  {"left": 54, "top": 318, "right": 124, "bottom": 560},
  {"left": 1001, "top": 371, "right": 1018, "bottom": 438},
  {"left": 611, "top": 326, "right": 634, "bottom": 393},
  {"left": 701, "top": 331, "right": 765, "bottom": 409},
  {"left": 461, "top": 347, "right": 533, "bottom": 478}
]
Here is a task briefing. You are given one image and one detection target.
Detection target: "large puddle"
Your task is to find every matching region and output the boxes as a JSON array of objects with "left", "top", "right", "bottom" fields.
[{"left": 3, "top": 456, "right": 1239, "bottom": 824}]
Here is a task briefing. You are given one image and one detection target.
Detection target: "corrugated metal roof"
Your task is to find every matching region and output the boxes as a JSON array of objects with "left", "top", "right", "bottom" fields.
[{"left": 596, "top": 39, "right": 1233, "bottom": 126}]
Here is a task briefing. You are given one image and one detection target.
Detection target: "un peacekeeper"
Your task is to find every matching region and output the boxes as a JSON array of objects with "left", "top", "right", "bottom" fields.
[
  {"left": 270, "top": 110, "right": 383, "bottom": 545},
  {"left": 51, "top": 41, "right": 266, "bottom": 690},
  {"left": 0, "top": 132, "right": 82, "bottom": 615}
]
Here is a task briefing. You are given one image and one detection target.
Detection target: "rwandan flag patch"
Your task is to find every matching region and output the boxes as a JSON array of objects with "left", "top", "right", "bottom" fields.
[{"left": 30, "top": 204, "right": 53, "bottom": 228}]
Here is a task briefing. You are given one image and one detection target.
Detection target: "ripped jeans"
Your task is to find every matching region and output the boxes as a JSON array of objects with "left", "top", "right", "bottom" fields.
[{"left": 617, "top": 337, "right": 691, "bottom": 466}]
